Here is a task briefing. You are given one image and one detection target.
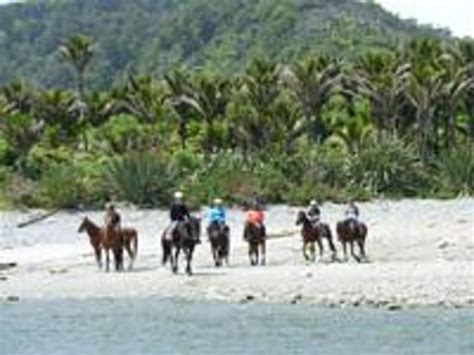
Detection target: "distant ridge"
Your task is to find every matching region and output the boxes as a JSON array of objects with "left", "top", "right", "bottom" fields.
[{"left": 0, "top": 0, "right": 449, "bottom": 88}]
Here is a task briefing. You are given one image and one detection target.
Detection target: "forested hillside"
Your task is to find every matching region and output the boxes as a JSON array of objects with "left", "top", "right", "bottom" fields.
[{"left": 0, "top": 0, "right": 449, "bottom": 88}]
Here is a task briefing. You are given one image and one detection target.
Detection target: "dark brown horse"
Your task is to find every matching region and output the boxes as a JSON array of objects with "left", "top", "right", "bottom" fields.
[
  {"left": 295, "top": 211, "right": 337, "bottom": 262},
  {"left": 243, "top": 223, "right": 266, "bottom": 266},
  {"left": 161, "top": 216, "right": 201, "bottom": 275},
  {"left": 207, "top": 222, "right": 230, "bottom": 267},
  {"left": 78, "top": 217, "right": 139, "bottom": 271},
  {"left": 336, "top": 219, "right": 368, "bottom": 262}
]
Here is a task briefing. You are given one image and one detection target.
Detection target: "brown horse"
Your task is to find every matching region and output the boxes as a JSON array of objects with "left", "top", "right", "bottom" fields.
[
  {"left": 243, "top": 223, "right": 266, "bottom": 266},
  {"left": 161, "top": 216, "right": 201, "bottom": 275},
  {"left": 207, "top": 222, "right": 230, "bottom": 267},
  {"left": 336, "top": 219, "right": 368, "bottom": 262},
  {"left": 78, "top": 217, "right": 139, "bottom": 271},
  {"left": 295, "top": 211, "right": 337, "bottom": 262}
]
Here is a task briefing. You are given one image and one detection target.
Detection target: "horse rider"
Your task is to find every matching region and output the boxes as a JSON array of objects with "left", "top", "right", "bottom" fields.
[
  {"left": 307, "top": 199, "right": 321, "bottom": 228},
  {"left": 207, "top": 198, "right": 227, "bottom": 232},
  {"left": 104, "top": 202, "right": 121, "bottom": 235},
  {"left": 245, "top": 199, "right": 266, "bottom": 238},
  {"left": 345, "top": 199, "right": 360, "bottom": 232},
  {"left": 169, "top": 191, "right": 200, "bottom": 243}
]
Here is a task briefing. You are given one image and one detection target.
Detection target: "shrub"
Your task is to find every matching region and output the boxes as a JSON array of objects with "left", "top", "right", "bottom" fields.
[
  {"left": 24, "top": 144, "right": 74, "bottom": 179},
  {"left": 347, "top": 135, "right": 428, "bottom": 196},
  {"left": 103, "top": 152, "right": 174, "bottom": 207},
  {"left": 181, "top": 152, "right": 257, "bottom": 205},
  {"left": 37, "top": 163, "right": 82, "bottom": 208},
  {"left": 436, "top": 145, "right": 474, "bottom": 195}
]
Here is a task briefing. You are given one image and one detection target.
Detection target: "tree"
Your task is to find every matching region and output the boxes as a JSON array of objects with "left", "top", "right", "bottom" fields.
[
  {"left": 281, "top": 56, "right": 340, "bottom": 143},
  {"left": 59, "top": 34, "right": 95, "bottom": 98},
  {"left": 354, "top": 51, "right": 411, "bottom": 136}
]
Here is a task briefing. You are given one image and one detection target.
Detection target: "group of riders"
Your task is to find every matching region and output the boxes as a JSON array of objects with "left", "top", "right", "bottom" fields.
[{"left": 103, "top": 191, "right": 362, "bottom": 244}]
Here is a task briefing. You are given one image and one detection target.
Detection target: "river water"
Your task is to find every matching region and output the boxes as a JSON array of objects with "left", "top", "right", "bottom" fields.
[{"left": 1, "top": 298, "right": 473, "bottom": 355}]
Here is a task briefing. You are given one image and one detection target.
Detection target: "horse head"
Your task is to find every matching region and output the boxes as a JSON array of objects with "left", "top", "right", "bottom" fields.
[
  {"left": 295, "top": 210, "right": 307, "bottom": 226},
  {"left": 78, "top": 217, "right": 89, "bottom": 233}
]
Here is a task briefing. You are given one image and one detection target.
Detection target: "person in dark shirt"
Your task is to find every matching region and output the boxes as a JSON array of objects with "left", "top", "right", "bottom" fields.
[
  {"left": 307, "top": 200, "right": 321, "bottom": 227},
  {"left": 170, "top": 191, "right": 190, "bottom": 222},
  {"left": 169, "top": 191, "right": 200, "bottom": 243},
  {"left": 104, "top": 202, "right": 121, "bottom": 234}
]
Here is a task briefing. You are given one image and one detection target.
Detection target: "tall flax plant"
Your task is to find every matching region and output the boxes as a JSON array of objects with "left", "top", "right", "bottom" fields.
[
  {"left": 436, "top": 144, "right": 474, "bottom": 194},
  {"left": 104, "top": 152, "right": 174, "bottom": 206},
  {"left": 348, "top": 134, "right": 427, "bottom": 196}
]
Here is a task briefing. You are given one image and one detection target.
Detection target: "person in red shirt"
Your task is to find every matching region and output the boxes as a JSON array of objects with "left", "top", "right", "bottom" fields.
[{"left": 245, "top": 199, "right": 266, "bottom": 237}]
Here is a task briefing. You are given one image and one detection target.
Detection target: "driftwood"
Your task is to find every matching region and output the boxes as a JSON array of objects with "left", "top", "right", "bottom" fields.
[
  {"left": 16, "top": 210, "right": 59, "bottom": 229},
  {"left": 267, "top": 229, "right": 298, "bottom": 240},
  {"left": 0, "top": 262, "right": 17, "bottom": 271}
]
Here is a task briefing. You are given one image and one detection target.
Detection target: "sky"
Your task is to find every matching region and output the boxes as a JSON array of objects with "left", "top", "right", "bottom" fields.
[
  {"left": 377, "top": 0, "right": 474, "bottom": 37},
  {"left": 0, "top": 0, "right": 472, "bottom": 37}
]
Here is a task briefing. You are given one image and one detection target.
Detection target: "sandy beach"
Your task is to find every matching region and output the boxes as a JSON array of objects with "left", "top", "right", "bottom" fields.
[{"left": 1, "top": 199, "right": 473, "bottom": 308}]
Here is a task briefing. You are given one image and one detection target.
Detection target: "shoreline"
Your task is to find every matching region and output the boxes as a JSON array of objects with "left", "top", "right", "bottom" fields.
[{"left": 1, "top": 199, "right": 473, "bottom": 309}]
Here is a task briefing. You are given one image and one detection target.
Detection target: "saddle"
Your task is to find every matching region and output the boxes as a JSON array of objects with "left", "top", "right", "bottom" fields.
[{"left": 346, "top": 218, "right": 359, "bottom": 234}]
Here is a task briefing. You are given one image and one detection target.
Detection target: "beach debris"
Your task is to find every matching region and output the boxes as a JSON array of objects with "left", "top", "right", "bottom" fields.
[
  {"left": 17, "top": 210, "right": 59, "bottom": 229},
  {"left": 240, "top": 294, "right": 256, "bottom": 303},
  {"left": 0, "top": 276, "right": 8, "bottom": 281},
  {"left": 290, "top": 294, "right": 303, "bottom": 305},
  {"left": 0, "top": 262, "right": 17, "bottom": 271},
  {"left": 49, "top": 267, "right": 69, "bottom": 275},
  {"left": 3, "top": 295, "right": 20, "bottom": 302},
  {"left": 386, "top": 304, "right": 403, "bottom": 311},
  {"left": 437, "top": 240, "right": 450, "bottom": 249}
]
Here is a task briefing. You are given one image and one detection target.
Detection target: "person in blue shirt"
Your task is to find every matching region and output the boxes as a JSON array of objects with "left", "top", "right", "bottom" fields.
[{"left": 207, "top": 198, "right": 226, "bottom": 228}]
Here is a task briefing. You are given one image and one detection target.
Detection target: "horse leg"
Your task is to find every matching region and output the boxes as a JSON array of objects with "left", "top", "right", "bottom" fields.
[
  {"left": 122, "top": 243, "right": 132, "bottom": 270},
  {"left": 358, "top": 239, "right": 367, "bottom": 261},
  {"left": 303, "top": 241, "right": 309, "bottom": 261},
  {"left": 186, "top": 246, "right": 194, "bottom": 276},
  {"left": 260, "top": 240, "right": 266, "bottom": 266},
  {"left": 162, "top": 241, "right": 169, "bottom": 266},
  {"left": 255, "top": 243, "right": 259, "bottom": 266},
  {"left": 105, "top": 249, "right": 110, "bottom": 272},
  {"left": 95, "top": 247, "right": 102, "bottom": 270},
  {"left": 309, "top": 242, "right": 316, "bottom": 262},
  {"left": 350, "top": 241, "right": 361, "bottom": 263},
  {"left": 342, "top": 242, "right": 348, "bottom": 262},
  {"left": 249, "top": 244, "right": 255, "bottom": 266},
  {"left": 212, "top": 243, "right": 219, "bottom": 267},
  {"left": 114, "top": 247, "right": 122, "bottom": 272},
  {"left": 225, "top": 237, "right": 230, "bottom": 266},
  {"left": 317, "top": 237, "right": 324, "bottom": 259},
  {"left": 327, "top": 235, "right": 337, "bottom": 262},
  {"left": 172, "top": 247, "right": 180, "bottom": 274}
]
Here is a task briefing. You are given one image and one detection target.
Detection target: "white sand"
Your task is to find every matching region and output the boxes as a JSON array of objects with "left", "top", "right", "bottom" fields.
[{"left": 1, "top": 199, "right": 473, "bottom": 308}]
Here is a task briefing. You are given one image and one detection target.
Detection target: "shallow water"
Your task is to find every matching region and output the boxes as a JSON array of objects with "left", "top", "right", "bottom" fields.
[{"left": 1, "top": 298, "right": 473, "bottom": 355}]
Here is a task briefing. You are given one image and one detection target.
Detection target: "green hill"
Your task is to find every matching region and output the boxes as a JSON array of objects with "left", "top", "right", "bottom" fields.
[{"left": 0, "top": 0, "right": 449, "bottom": 88}]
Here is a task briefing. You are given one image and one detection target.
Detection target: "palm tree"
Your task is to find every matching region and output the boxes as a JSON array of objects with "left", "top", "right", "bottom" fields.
[
  {"left": 33, "top": 89, "right": 76, "bottom": 147},
  {"left": 164, "top": 69, "right": 197, "bottom": 149},
  {"left": 188, "top": 73, "right": 230, "bottom": 152},
  {"left": 458, "top": 39, "right": 474, "bottom": 141},
  {"left": 281, "top": 56, "right": 340, "bottom": 143},
  {"left": 59, "top": 34, "right": 95, "bottom": 98},
  {"left": 437, "top": 50, "right": 472, "bottom": 149},
  {"left": 407, "top": 70, "right": 444, "bottom": 160},
  {"left": 58, "top": 34, "right": 95, "bottom": 150},
  {"left": 227, "top": 58, "right": 282, "bottom": 152},
  {"left": 354, "top": 51, "right": 411, "bottom": 136}
]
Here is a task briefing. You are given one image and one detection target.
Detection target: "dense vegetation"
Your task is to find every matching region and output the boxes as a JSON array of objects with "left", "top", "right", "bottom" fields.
[
  {"left": 0, "top": 0, "right": 449, "bottom": 89},
  {"left": 0, "top": 1, "right": 472, "bottom": 209},
  {"left": 1, "top": 33, "right": 472, "bottom": 208}
]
